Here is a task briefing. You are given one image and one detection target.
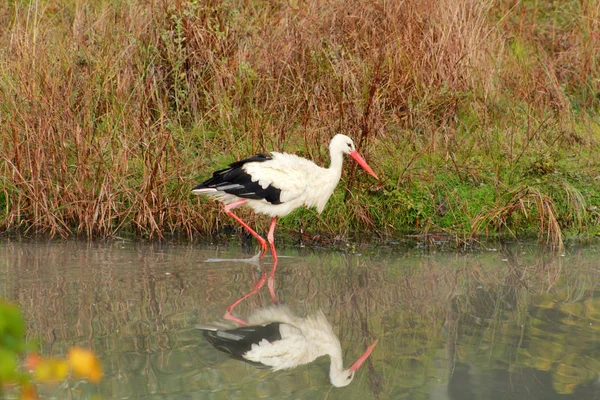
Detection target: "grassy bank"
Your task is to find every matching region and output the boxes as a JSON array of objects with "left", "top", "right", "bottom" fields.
[{"left": 1, "top": 0, "right": 599, "bottom": 245}]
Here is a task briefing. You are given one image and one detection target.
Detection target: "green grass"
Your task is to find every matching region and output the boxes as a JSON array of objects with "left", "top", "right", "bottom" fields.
[{"left": 1, "top": 0, "right": 600, "bottom": 247}]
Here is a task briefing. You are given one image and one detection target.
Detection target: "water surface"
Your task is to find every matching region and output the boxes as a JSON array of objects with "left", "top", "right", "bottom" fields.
[{"left": 1, "top": 241, "right": 599, "bottom": 399}]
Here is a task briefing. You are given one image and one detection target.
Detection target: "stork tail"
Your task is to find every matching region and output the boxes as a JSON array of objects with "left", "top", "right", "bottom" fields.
[{"left": 200, "top": 323, "right": 283, "bottom": 366}]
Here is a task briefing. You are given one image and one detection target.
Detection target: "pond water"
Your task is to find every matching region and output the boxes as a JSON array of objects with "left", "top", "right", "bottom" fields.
[{"left": 0, "top": 240, "right": 599, "bottom": 399}]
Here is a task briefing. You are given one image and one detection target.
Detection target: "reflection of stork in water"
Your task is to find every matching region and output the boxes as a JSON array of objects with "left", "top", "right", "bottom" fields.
[{"left": 198, "top": 305, "right": 378, "bottom": 387}]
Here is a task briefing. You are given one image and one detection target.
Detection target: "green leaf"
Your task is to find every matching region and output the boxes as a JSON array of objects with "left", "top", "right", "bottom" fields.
[{"left": 0, "top": 348, "right": 17, "bottom": 381}]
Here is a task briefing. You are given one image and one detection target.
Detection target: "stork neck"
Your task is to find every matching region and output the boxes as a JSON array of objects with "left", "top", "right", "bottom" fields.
[
  {"left": 327, "top": 147, "right": 344, "bottom": 178},
  {"left": 328, "top": 347, "right": 344, "bottom": 376}
]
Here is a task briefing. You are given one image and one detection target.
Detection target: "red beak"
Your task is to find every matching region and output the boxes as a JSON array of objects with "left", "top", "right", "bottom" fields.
[
  {"left": 349, "top": 339, "right": 378, "bottom": 372},
  {"left": 349, "top": 151, "right": 379, "bottom": 180}
]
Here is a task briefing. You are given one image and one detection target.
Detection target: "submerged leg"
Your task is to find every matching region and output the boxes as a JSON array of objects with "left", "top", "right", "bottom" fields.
[
  {"left": 266, "top": 218, "right": 278, "bottom": 302},
  {"left": 224, "top": 265, "right": 268, "bottom": 325},
  {"left": 267, "top": 217, "right": 278, "bottom": 261},
  {"left": 267, "top": 259, "right": 278, "bottom": 304},
  {"left": 224, "top": 200, "right": 267, "bottom": 257}
]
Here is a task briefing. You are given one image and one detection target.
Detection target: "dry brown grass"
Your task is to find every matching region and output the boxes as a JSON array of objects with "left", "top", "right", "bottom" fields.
[
  {"left": 471, "top": 185, "right": 564, "bottom": 248},
  {"left": 1, "top": 1, "right": 209, "bottom": 239}
]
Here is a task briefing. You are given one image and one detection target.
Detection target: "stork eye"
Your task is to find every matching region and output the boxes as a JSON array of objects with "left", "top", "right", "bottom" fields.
[
  {"left": 347, "top": 374, "right": 353, "bottom": 379},
  {"left": 347, "top": 143, "right": 352, "bottom": 148}
]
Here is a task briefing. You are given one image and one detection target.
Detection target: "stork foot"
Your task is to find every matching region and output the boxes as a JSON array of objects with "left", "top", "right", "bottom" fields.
[{"left": 258, "top": 239, "right": 268, "bottom": 259}]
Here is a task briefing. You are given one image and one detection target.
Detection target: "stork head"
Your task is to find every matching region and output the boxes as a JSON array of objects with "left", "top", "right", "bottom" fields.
[
  {"left": 330, "top": 134, "right": 379, "bottom": 180},
  {"left": 331, "top": 134, "right": 357, "bottom": 155},
  {"left": 330, "top": 368, "right": 356, "bottom": 388},
  {"left": 329, "top": 339, "right": 379, "bottom": 387}
]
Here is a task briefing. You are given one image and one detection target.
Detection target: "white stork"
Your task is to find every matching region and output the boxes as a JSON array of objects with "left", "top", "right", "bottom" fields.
[
  {"left": 198, "top": 305, "right": 378, "bottom": 387},
  {"left": 192, "top": 134, "right": 379, "bottom": 259}
]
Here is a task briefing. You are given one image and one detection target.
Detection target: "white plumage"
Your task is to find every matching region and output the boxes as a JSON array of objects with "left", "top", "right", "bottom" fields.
[
  {"left": 239, "top": 152, "right": 334, "bottom": 216},
  {"left": 192, "top": 134, "right": 379, "bottom": 259},
  {"left": 198, "top": 305, "right": 378, "bottom": 387}
]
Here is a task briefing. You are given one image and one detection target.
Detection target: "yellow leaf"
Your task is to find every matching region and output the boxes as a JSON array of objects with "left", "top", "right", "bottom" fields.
[
  {"left": 33, "top": 358, "right": 69, "bottom": 382},
  {"left": 67, "top": 347, "right": 103, "bottom": 383}
]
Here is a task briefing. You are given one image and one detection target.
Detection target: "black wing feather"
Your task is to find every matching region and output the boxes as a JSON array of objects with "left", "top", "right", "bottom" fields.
[
  {"left": 202, "top": 323, "right": 283, "bottom": 367},
  {"left": 193, "top": 154, "right": 282, "bottom": 205}
]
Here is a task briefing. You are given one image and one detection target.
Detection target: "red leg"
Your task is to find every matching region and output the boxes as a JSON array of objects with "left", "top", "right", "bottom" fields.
[
  {"left": 223, "top": 266, "right": 267, "bottom": 325},
  {"left": 224, "top": 200, "right": 267, "bottom": 257},
  {"left": 267, "top": 259, "right": 278, "bottom": 304},
  {"left": 267, "top": 217, "right": 278, "bottom": 261},
  {"left": 223, "top": 313, "right": 249, "bottom": 326}
]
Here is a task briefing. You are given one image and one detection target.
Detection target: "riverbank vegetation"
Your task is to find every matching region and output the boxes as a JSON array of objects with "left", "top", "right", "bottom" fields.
[{"left": 1, "top": 0, "right": 599, "bottom": 246}]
